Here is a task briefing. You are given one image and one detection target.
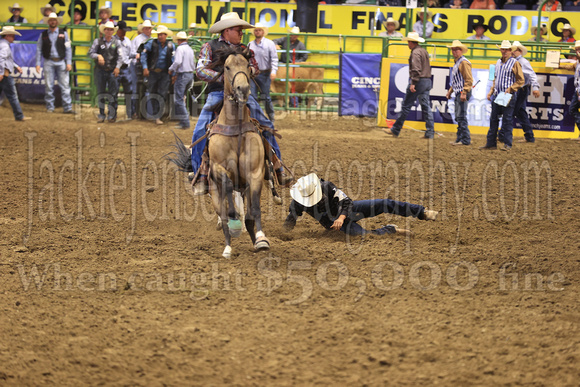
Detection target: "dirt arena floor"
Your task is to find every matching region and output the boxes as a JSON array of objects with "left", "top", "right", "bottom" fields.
[{"left": 1, "top": 103, "right": 579, "bottom": 385}]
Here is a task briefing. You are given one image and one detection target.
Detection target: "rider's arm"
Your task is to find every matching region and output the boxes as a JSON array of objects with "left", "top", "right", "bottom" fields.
[{"left": 196, "top": 42, "right": 220, "bottom": 82}]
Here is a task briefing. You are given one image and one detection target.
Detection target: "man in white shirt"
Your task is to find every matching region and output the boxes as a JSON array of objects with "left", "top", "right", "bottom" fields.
[
  {"left": 248, "top": 23, "right": 278, "bottom": 122},
  {"left": 378, "top": 17, "right": 403, "bottom": 38},
  {"left": 168, "top": 31, "right": 195, "bottom": 129},
  {"left": 116, "top": 21, "right": 136, "bottom": 120}
]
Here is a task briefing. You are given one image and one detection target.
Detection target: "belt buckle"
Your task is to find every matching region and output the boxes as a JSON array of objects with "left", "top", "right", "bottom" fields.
[{"left": 154, "top": 68, "right": 163, "bottom": 73}]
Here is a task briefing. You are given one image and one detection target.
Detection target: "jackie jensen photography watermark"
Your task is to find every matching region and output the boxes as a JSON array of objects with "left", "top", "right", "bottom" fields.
[
  {"left": 16, "top": 258, "right": 567, "bottom": 304},
  {"left": 23, "top": 129, "right": 554, "bottom": 252}
]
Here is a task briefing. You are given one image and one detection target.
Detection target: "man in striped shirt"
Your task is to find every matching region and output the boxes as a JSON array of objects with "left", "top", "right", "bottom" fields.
[
  {"left": 509, "top": 41, "right": 540, "bottom": 144},
  {"left": 446, "top": 40, "right": 473, "bottom": 146},
  {"left": 480, "top": 40, "right": 524, "bottom": 151}
]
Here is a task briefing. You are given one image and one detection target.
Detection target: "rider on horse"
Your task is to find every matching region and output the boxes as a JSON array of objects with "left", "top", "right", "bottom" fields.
[{"left": 191, "top": 12, "right": 293, "bottom": 195}]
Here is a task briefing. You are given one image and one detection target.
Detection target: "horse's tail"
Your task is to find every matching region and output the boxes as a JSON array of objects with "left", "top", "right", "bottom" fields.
[{"left": 163, "top": 132, "right": 194, "bottom": 173}]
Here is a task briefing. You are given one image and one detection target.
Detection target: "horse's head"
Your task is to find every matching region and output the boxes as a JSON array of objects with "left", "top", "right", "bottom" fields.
[{"left": 223, "top": 51, "right": 251, "bottom": 105}]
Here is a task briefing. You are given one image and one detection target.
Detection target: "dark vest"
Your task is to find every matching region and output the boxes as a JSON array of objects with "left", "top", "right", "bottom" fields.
[
  {"left": 206, "top": 39, "right": 250, "bottom": 93},
  {"left": 96, "top": 36, "right": 120, "bottom": 71},
  {"left": 146, "top": 39, "right": 173, "bottom": 71},
  {"left": 41, "top": 28, "right": 66, "bottom": 60},
  {"left": 9, "top": 15, "right": 25, "bottom": 23}
]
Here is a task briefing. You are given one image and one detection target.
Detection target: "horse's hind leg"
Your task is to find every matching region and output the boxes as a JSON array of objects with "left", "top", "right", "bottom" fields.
[
  {"left": 209, "top": 178, "right": 232, "bottom": 258},
  {"left": 247, "top": 180, "right": 269, "bottom": 252}
]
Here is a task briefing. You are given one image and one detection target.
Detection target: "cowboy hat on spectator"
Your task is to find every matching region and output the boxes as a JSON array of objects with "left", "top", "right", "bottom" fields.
[
  {"left": 417, "top": 10, "right": 433, "bottom": 20},
  {"left": 99, "top": 20, "right": 118, "bottom": 34},
  {"left": 288, "top": 26, "right": 301, "bottom": 34},
  {"left": 154, "top": 25, "right": 174, "bottom": 37},
  {"left": 511, "top": 41, "right": 528, "bottom": 56},
  {"left": 0, "top": 25, "right": 22, "bottom": 36},
  {"left": 531, "top": 23, "right": 547, "bottom": 36},
  {"left": 40, "top": 3, "right": 55, "bottom": 15},
  {"left": 208, "top": 12, "right": 253, "bottom": 34},
  {"left": 43, "top": 12, "right": 63, "bottom": 24},
  {"left": 447, "top": 39, "right": 468, "bottom": 54},
  {"left": 8, "top": 3, "right": 23, "bottom": 13},
  {"left": 98, "top": 5, "right": 112, "bottom": 18},
  {"left": 382, "top": 17, "right": 400, "bottom": 30},
  {"left": 252, "top": 23, "right": 269, "bottom": 36},
  {"left": 402, "top": 31, "right": 425, "bottom": 43},
  {"left": 137, "top": 19, "right": 154, "bottom": 34},
  {"left": 173, "top": 31, "right": 188, "bottom": 42},
  {"left": 562, "top": 23, "right": 576, "bottom": 35}
]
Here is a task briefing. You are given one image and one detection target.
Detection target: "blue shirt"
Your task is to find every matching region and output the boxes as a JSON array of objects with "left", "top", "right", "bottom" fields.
[
  {"left": 118, "top": 35, "right": 135, "bottom": 66},
  {"left": 169, "top": 41, "right": 195, "bottom": 73},
  {"left": 141, "top": 39, "right": 173, "bottom": 70},
  {"left": 35, "top": 28, "right": 72, "bottom": 66},
  {"left": 515, "top": 55, "right": 540, "bottom": 91},
  {"left": 0, "top": 38, "right": 17, "bottom": 74},
  {"left": 413, "top": 21, "right": 434, "bottom": 38}
]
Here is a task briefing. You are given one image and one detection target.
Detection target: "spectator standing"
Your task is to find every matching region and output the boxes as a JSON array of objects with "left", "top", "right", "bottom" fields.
[
  {"left": 7, "top": 3, "right": 27, "bottom": 23},
  {"left": 413, "top": 10, "right": 434, "bottom": 39},
  {"left": 248, "top": 23, "right": 278, "bottom": 122},
  {"left": 116, "top": 21, "right": 136, "bottom": 120},
  {"left": 141, "top": 25, "right": 174, "bottom": 125},
  {"left": 378, "top": 17, "right": 403, "bottom": 38},
  {"left": 132, "top": 20, "right": 154, "bottom": 119},
  {"left": 383, "top": 32, "right": 435, "bottom": 139},
  {"left": 480, "top": 40, "right": 524, "bottom": 151},
  {"left": 88, "top": 21, "right": 123, "bottom": 123},
  {"left": 0, "top": 26, "right": 30, "bottom": 121},
  {"left": 466, "top": 23, "right": 490, "bottom": 40},
  {"left": 35, "top": 12, "right": 73, "bottom": 114},
  {"left": 446, "top": 40, "right": 473, "bottom": 146},
  {"left": 38, "top": 4, "right": 55, "bottom": 24},
  {"left": 273, "top": 26, "right": 308, "bottom": 63},
  {"left": 168, "top": 31, "right": 195, "bottom": 130}
]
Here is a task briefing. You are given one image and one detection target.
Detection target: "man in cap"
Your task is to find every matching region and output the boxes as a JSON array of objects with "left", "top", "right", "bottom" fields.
[
  {"left": 528, "top": 24, "right": 548, "bottom": 43},
  {"left": 248, "top": 23, "right": 278, "bottom": 122},
  {"left": 466, "top": 23, "right": 490, "bottom": 40},
  {"left": 35, "top": 12, "right": 73, "bottom": 114},
  {"left": 383, "top": 32, "right": 435, "bottom": 139},
  {"left": 88, "top": 21, "right": 124, "bottom": 123},
  {"left": 132, "top": 20, "right": 154, "bottom": 119},
  {"left": 72, "top": 8, "right": 87, "bottom": 26},
  {"left": 7, "top": 3, "right": 27, "bottom": 23},
  {"left": 378, "top": 17, "right": 403, "bottom": 38},
  {"left": 507, "top": 41, "right": 540, "bottom": 144},
  {"left": 38, "top": 3, "right": 55, "bottom": 24},
  {"left": 190, "top": 12, "right": 292, "bottom": 195},
  {"left": 141, "top": 25, "right": 174, "bottom": 125},
  {"left": 446, "top": 40, "right": 473, "bottom": 146},
  {"left": 273, "top": 26, "right": 308, "bottom": 63},
  {"left": 480, "top": 40, "right": 525, "bottom": 151},
  {"left": 282, "top": 173, "right": 438, "bottom": 236},
  {"left": 413, "top": 10, "right": 434, "bottom": 39},
  {"left": 558, "top": 42, "right": 580, "bottom": 140},
  {"left": 116, "top": 21, "right": 136, "bottom": 120},
  {"left": 0, "top": 26, "right": 30, "bottom": 121},
  {"left": 168, "top": 31, "right": 195, "bottom": 130}
]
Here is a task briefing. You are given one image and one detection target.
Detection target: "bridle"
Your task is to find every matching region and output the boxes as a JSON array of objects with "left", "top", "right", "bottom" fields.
[{"left": 226, "top": 69, "right": 251, "bottom": 105}]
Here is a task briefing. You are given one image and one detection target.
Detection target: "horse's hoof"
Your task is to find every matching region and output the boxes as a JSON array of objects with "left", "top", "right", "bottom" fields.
[
  {"left": 228, "top": 219, "right": 243, "bottom": 238},
  {"left": 222, "top": 245, "right": 232, "bottom": 259},
  {"left": 254, "top": 236, "right": 270, "bottom": 251},
  {"left": 273, "top": 195, "right": 283, "bottom": 205},
  {"left": 216, "top": 216, "right": 223, "bottom": 230}
]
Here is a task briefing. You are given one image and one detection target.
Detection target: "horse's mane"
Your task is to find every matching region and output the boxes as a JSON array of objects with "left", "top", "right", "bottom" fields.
[{"left": 206, "top": 45, "right": 253, "bottom": 82}]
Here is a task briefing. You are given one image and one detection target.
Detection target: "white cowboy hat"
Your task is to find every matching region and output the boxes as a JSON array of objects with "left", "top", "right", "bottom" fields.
[
  {"left": 137, "top": 19, "right": 154, "bottom": 33},
  {"left": 447, "top": 39, "right": 468, "bottom": 54},
  {"left": 496, "top": 40, "right": 512, "bottom": 50},
  {"left": 511, "top": 41, "right": 528, "bottom": 56},
  {"left": 417, "top": 10, "right": 433, "bottom": 20},
  {"left": 98, "top": 5, "right": 112, "bottom": 17},
  {"left": 252, "top": 22, "right": 269, "bottom": 36},
  {"left": 43, "top": 12, "right": 63, "bottom": 24},
  {"left": 561, "top": 23, "right": 576, "bottom": 36},
  {"left": 189, "top": 22, "right": 197, "bottom": 29},
  {"left": 288, "top": 26, "right": 301, "bottom": 34},
  {"left": 571, "top": 41, "right": 580, "bottom": 50},
  {"left": 530, "top": 23, "right": 547, "bottom": 36},
  {"left": 402, "top": 31, "right": 425, "bottom": 43},
  {"left": 173, "top": 31, "right": 188, "bottom": 42},
  {"left": 8, "top": 3, "right": 22, "bottom": 12},
  {"left": 0, "top": 25, "right": 22, "bottom": 36},
  {"left": 382, "top": 17, "right": 400, "bottom": 30},
  {"left": 290, "top": 173, "right": 323, "bottom": 208},
  {"left": 208, "top": 12, "right": 254, "bottom": 34},
  {"left": 99, "top": 21, "right": 118, "bottom": 34},
  {"left": 154, "top": 25, "right": 174, "bottom": 37},
  {"left": 40, "top": 3, "right": 55, "bottom": 14}
]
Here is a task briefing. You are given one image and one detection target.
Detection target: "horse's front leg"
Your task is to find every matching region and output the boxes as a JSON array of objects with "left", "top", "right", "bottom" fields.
[{"left": 248, "top": 176, "right": 269, "bottom": 252}]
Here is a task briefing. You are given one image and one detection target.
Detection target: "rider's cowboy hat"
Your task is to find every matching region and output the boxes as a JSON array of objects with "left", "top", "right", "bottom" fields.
[
  {"left": 447, "top": 39, "right": 468, "bottom": 54},
  {"left": 173, "top": 31, "right": 188, "bottom": 42},
  {"left": 530, "top": 23, "right": 547, "bottom": 36},
  {"left": 98, "top": 5, "right": 112, "bottom": 17},
  {"left": 382, "top": 17, "right": 400, "bottom": 30},
  {"left": 40, "top": 3, "right": 55, "bottom": 15},
  {"left": 43, "top": 12, "right": 63, "bottom": 24},
  {"left": 561, "top": 23, "right": 576, "bottom": 35},
  {"left": 252, "top": 23, "right": 269, "bottom": 36},
  {"left": 402, "top": 31, "right": 425, "bottom": 43},
  {"left": 99, "top": 21, "right": 118, "bottom": 34},
  {"left": 511, "top": 41, "right": 528, "bottom": 56},
  {"left": 208, "top": 12, "right": 254, "bottom": 34},
  {"left": 417, "top": 10, "right": 433, "bottom": 20},
  {"left": 290, "top": 173, "right": 323, "bottom": 208},
  {"left": 496, "top": 40, "right": 513, "bottom": 50},
  {"left": 8, "top": 3, "right": 22, "bottom": 12},
  {"left": 0, "top": 25, "right": 22, "bottom": 36},
  {"left": 154, "top": 25, "right": 174, "bottom": 37}
]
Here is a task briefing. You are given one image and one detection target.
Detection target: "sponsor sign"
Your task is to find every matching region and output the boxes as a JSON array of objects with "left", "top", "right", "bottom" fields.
[{"left": 340, "top": 53, "right": 382, "bottom": 117}]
